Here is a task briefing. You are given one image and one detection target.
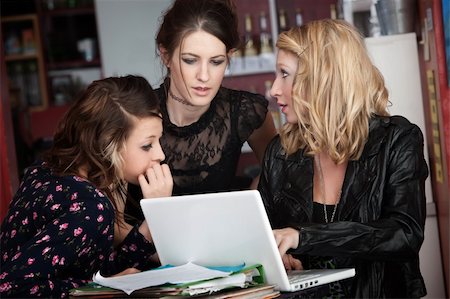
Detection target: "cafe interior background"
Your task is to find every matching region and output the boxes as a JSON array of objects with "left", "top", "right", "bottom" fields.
[{"left": 1, "top": 0, "right": 449, "bottom": 297}]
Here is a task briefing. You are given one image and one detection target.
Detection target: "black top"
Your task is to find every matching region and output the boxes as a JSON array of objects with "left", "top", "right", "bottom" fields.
[
  {"left": 156, "top": 83, "right": 268, "bottom": 195},
  {"left": 258, "top": 115, "right": 428, "bottom": 298},
  {"left": 125, "top": 84, "right": 268, "bottom": 222},
  {"left": 312, "top": 202, "right": 336, "bottom": 224}
]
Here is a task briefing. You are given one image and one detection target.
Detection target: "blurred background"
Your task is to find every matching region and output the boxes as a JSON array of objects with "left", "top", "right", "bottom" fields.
[{"left": 1, "top": 1, "right": 449, "bottom": 297}]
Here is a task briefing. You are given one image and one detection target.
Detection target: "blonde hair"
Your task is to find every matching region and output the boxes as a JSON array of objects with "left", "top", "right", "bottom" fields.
[{"left": 278, "top": 19, "right": 389, "bottom": 163}]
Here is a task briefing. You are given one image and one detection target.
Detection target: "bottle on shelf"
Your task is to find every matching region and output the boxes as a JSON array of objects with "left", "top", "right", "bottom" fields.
[
  {"left": 243, "top": 13, "right": 259, "bottom": 71},
  {"left": 243, "top": 14, "right": 258, "bottom": 56},
  {"left": 5, "top": 31, "right": 22, "bottom": 55},
  {"left": 258, "top": 11, "right": 276, "bottom": 71},
  {"left": 21, "top": 28, "right": 36, "bottom": 55},
  {"left": 24, "top": 61, "right": 41, "bottom": 107},
  {"left": 369, "top": 2, "right": 381, "bottom": 37},
  {"left": 8, "top": 63, "right": 27, "bottom": 107},
  {"left": 278, "top": 9, "right": 289, "bottom": 32},
  {"left": 330, "top": 4, "right": 337, "bottom": 20},
  {"left": 2, "top": 15, "right": 49, "bottom": 111},
  {"left": 295, "top": 8, "right": 303, "bottom": 27},
  {"left": 259, "top": 11, "right": 272, "bottom": 54}
]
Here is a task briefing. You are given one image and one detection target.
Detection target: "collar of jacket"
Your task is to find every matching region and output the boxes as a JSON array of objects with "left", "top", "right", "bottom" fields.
[{"left": 276, "top": 115, "right": 390, "bottom": 221}]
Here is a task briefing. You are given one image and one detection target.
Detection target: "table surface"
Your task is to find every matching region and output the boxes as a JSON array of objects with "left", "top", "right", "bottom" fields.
[{"left": 278, "top": 284, "right": 329, "bottom": 299}]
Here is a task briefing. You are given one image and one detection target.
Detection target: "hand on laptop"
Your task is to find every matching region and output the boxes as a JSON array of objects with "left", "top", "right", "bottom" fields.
[
  {"left": 283, "top": 254, "right": 303, "bottom": 271},
  {"left": 273, "top": 228, "right": 302, "bottom": 270},
  {"left": 138, "top": 163, "right": 173, "bottom": 198}
]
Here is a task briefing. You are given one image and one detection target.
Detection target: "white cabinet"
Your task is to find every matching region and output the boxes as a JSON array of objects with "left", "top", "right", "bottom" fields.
[
  {"left": 365, "top": 32, "right": 445, "bottom": 299},
  {"left": 365, "top": 32, "right": 432, "bottom": 203}
]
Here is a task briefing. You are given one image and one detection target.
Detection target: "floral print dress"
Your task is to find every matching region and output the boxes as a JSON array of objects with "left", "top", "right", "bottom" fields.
[{"left": 0, "top": 162, "right": 156, "bottom": 298}]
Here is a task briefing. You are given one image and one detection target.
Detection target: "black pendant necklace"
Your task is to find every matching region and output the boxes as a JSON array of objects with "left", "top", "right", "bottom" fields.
[{"left": 315, "top": 155, "right": 341, "bottom": 223}]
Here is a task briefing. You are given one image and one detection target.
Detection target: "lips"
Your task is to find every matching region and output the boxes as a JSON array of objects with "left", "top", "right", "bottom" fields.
[
  {"left": 194, "top": 87, "right": 209, "bottom": 91},
  {"left": 192, "top": 87, "right": 210, "bottom": 96}
]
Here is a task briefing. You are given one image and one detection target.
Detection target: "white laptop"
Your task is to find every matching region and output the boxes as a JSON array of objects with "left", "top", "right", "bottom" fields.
[{"left": 140, "top": 190, "right": 355, "bottom": 292}]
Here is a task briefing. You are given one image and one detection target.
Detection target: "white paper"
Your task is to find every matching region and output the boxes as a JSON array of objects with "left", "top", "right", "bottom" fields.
[
  {"left": 93, "top": 262, "right": 231, "bottom": 295},
  {"left": 183, "top": 273, "right": 247, "bottom": 295}
]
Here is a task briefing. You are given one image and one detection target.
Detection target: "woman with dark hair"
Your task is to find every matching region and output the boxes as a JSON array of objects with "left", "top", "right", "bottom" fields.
[
  {"left": 154, "top": 0, "right": 277, "bottom": 195},
  {"left": 0, "top": 75, "right": 173, "bottom": 298}
]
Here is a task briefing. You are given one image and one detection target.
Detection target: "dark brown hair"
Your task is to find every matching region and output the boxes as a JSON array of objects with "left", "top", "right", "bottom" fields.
[
  {"left": 156, "top": 0, "right": 240, "bottom": 59},
  {"left": 44, "top": 75, "right": 161, "bottom": 215}
]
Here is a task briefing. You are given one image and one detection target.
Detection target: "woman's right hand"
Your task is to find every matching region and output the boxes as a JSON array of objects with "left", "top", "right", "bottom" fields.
[
  {"left": 273, "top": 228, "right": 301, "bottom": 269},
  {"left": 137, "top": 164, "right": 172, "bottom": 244},
  {"left": 282, "top": 254, "right": 303, "bottom": 271},
  {"left": 138, "top": 163, "right": 173, "bottom": 198}
]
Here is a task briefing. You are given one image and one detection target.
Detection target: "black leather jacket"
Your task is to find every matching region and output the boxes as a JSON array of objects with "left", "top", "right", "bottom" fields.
[{"left": 258, "top": 116, "right": 428, "bottom": 298}]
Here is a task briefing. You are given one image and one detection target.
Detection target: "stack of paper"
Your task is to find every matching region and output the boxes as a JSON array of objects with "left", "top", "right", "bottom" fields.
[
  {"left": 70, "top": 262, "right": 278, "bottom": 298},
  {"left": 92, "top": 262, "right": 233, "bottom": 295}
]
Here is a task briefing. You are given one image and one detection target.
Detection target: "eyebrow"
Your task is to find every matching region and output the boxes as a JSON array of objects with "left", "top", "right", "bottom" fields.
[
  {"left": 181, "top": 53, "right": 226, "bottom": 59},
  {"left": 277, "top": 63, "right": 290, "bottom": 69},
  {"left": 142, "top": 135, "right": 156, "bottom": 141},
  {"left": 146, "top": 132, "right": 163, "bottom": 139}
]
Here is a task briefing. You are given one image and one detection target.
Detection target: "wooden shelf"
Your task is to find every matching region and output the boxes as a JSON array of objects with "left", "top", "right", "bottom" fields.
[
  {"left": 47, "top": 58, "right": 101, "bottom": 70},
  {"left": 1, "top": 14, "right": 37, "bottom": 23},
  {"left": 1, "top": 14, "right": 49, "bottom": 111},
  {"left": 37, "top": 0, "right": 101, "bottom": 103},
  {"left": 5, "top": 53, "right": 39, "bottom": 61},
  {"left": 40, "top": 7, "right": 95, "bottom": 16}
]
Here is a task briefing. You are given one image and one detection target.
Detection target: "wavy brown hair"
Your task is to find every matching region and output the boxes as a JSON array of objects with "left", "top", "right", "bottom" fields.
[
  {"left": 277, "top": 19, "right": 389, "bottom": 163},
  {"left": 44, "top": 75, "right": 161, "bottom": 220}
]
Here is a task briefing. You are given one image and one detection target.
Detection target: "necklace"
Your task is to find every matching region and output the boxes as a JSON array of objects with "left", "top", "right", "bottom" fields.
[
  {"left": 315, "top": 155, "right": 341, "bottom": 223},
  {"left": 168, "top": 90, "right": 194, "bottom": 106}
]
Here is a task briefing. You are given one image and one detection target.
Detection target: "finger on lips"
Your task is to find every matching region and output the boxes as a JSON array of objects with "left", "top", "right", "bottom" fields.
[{"left": 146, "top": 168, "right": 157, "bottom": 181}]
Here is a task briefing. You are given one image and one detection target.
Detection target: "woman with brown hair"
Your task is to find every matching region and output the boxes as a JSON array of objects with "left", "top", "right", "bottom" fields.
[
  {"left": 0, "top": 75, "right": 172, "bottom": 298},
  {"left": 154, "top": 0, "right": 277, "bottom": 195}
]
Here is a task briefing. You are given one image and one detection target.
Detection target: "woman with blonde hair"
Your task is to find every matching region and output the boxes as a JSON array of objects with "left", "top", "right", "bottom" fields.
[{"left": 258, "top": 19, "right": 428, "bottom": 298}]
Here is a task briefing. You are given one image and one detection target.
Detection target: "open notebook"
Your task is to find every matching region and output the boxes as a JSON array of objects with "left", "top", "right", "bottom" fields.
[{"left": 140, "top": 190, "right": 355, "bottom": 292}]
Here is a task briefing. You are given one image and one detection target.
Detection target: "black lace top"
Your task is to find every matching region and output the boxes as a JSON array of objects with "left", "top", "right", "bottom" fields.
[{"left": 156, "top": 84, "right": 268, "bottom": 195}]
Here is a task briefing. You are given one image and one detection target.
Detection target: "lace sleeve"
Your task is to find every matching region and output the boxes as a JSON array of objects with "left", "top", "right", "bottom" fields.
[{"left": 234, "top": 91, "right": 268, "bottom": 143}]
